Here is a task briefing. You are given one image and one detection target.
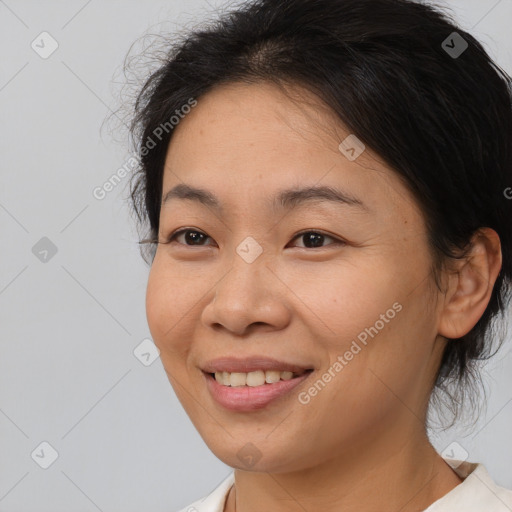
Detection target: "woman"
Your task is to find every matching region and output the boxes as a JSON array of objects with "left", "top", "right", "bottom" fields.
[{"left": 128, "top": 0, "right": 512, "bottom": 510}]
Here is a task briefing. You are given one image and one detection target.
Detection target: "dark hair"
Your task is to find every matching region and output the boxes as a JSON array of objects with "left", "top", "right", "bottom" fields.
[{"left": 127, "top": 0, "right": 512, "bottom": 427}]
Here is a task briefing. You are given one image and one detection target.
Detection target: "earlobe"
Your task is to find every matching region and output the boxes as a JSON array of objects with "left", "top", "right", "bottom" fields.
[{"left": 438, "top": 228, "right": 502, "bottom": 340}]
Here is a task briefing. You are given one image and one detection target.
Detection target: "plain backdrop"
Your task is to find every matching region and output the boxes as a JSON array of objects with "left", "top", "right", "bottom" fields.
[{"left": 1, "top": 1, "right": 511, "bottom": 511}]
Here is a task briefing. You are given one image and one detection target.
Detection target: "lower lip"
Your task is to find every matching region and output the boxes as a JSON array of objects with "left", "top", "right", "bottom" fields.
[{"left": 203, "top": 371, "right": 313, "bottom": 411}]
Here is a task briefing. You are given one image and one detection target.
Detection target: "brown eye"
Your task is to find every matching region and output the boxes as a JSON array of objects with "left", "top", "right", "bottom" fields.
[
  {"left": 289, "top": 231, "right": 344, "bottom": 249},
  {"left": 167, "top": 228, "right": 213, "bottom": 246},
  {"left": 164, "top": 228, "right": 344, "bottom": 249}
]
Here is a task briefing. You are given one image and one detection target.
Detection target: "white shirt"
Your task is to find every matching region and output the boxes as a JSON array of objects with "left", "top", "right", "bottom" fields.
[{"left": 176, "top": 458, "right": 512, "bottom": 512}]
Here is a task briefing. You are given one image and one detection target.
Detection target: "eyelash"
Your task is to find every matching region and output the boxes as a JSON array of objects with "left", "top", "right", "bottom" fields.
[{"left": 162, "top": 228, "right": 345, "bottom": 249}]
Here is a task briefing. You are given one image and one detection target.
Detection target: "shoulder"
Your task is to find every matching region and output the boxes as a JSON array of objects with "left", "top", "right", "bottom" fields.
[
  {"left": 426, "top": 459, "right": 512, "bottom": 512},
  {"left": 174, "top": 472, "right": 235, "bottom": 512},
  {"left": 469, "top": 463, "right": 512, "bottom": 511}
]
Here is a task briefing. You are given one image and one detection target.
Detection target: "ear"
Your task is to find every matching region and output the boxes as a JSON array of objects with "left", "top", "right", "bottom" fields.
[{"left": 438, "top": 228, "right": 502, "bottom": 339}]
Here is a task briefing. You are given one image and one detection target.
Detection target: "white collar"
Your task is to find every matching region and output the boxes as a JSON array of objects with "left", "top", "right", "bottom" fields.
[{"left": 179, "top": 458, "right": 512, "bottom": 512}]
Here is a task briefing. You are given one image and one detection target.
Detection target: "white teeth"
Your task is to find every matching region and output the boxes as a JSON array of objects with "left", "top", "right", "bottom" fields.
[
  {"left": 246, "top": 370, "right": 265, "bottom": 387},
  {"left": 230, "top": 372, "right": 247, "bottom": 387},
  {"left": 213, "top": 370, "right": 304, "bottom": 386},
  {"left": 265, "top": 370, "right": 281, "bottom": 384}
]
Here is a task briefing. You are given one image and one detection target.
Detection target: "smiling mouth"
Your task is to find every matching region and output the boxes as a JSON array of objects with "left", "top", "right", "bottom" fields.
[{"left": 207, "top": 369, "right": 314, "bottom": 387}]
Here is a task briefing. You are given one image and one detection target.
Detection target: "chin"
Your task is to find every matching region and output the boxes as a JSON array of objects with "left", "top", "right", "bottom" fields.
[{"left": 202, "top": 434, "right": 314, "bottom": 474}]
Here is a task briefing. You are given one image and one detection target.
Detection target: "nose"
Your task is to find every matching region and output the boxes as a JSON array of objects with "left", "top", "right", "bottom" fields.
[{"left": 200, "top": 248, "right": 291, "bottom": 336}]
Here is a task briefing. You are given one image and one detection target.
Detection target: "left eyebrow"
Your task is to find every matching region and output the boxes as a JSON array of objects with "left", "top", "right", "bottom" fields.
[
  {"left": 161, "top": 183, "right": 369, "bottom": 213},
  {"left": 273, "top": 184, "right": 369, "bottom": 213}
]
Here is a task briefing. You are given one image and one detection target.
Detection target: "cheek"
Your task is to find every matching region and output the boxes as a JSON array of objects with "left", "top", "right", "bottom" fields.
[
  {"left": 145, "top": 264, "right": 166, "bottom": 342},
  {"left": 145, "top": 258, "right": 193, "bottom": 357},
  {"left": 145, "top": 262, "right": 197, "bottom": 401},
  {"left": 290, "top": 256, "right": 433, "bottom": 394},
  {"left": 282, "top": 257, "right": 402, "bottom": 343}
]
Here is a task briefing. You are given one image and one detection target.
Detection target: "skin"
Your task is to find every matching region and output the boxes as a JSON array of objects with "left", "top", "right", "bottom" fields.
[{"left": 145, "top": 81, "right": 502, "bottom": 512}]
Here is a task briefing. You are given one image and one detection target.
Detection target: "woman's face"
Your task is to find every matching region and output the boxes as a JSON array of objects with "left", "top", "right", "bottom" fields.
[{"left": 146, "top": 81, "right": 446, "bottom": 472}]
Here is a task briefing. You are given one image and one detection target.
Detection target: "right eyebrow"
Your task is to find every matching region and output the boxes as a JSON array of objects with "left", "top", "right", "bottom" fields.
[{"left": 161, "top": 183, "right": 369, "bottom": 214}]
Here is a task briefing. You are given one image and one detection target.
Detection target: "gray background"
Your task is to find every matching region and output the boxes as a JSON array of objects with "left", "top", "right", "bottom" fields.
[{"left": 0, "top": 1, "right": 511, "bottom": 511}]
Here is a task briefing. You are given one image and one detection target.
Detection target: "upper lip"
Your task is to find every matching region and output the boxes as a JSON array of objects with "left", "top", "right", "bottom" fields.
[{"left": 201, "top": 356, "right": 313, "bottom": 375}]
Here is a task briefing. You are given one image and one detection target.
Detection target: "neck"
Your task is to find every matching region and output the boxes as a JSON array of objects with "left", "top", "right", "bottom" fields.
[{"left": 225, "top": 426, "right": 462, "bottom": 512}]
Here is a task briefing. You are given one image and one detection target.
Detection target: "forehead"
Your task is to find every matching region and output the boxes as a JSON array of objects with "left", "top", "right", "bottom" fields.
[
  {"left": 168, "top": 81, "right": 347, "bottom": 159},
  {"left": 161, "top": 81, "right": 421, "bottom": 224}
]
